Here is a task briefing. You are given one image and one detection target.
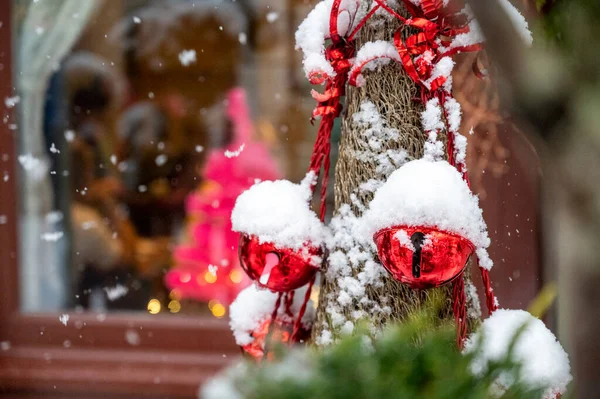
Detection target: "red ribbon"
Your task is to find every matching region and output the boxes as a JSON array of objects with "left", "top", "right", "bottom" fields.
[
  {"left": 452, "top": 273, "right": 467, "bottom": 349},
  {"left": 292, "top": 0, "right": 373, "bottom": 345}
]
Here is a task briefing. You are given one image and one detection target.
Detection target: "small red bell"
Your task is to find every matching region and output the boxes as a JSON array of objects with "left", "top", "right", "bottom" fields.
[
  {"left": 374, "top": 225, "right": 474, "bottom": 289},
  {"left": 238, "top": 234, "right": 321, "bottom": 292},
  {"left": 241, "top": 318, "right": 311, "bottom": 361}
]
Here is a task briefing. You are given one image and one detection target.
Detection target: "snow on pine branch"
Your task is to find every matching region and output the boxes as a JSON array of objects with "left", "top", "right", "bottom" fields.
[
  {"left": 231, "top": 173, "right": 327, "bottom": 251},
  {"left": 465, "top": 309, "right": 571, "bottom": 399}
]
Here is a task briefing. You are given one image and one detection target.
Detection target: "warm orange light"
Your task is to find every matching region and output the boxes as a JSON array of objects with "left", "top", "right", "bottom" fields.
[
  {"left": 168, "top": 300, "right": 181, "bottom": 313},
  {"left": 147, "top": 298, "right": 161, "bottom": 314},
  {"left": 211, "top": 303, "right": 226, "bottom": 318},
  {"left": 208, "top": 299, "right": 220, "bottom": 310},
  {"left": 229, "top": 269, "right": 243, "bottom": 284},
  {"left": 204, "top": 271, "right": 217, "bottom": 284}
]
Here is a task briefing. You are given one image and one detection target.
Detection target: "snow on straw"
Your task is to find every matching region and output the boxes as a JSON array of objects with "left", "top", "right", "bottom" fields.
[
  {"left": 349, "top": 40, "right": 400, "bottom": 87},
  {"left": 465, "top": 309, "right": 571, "bottom": 399},
  {"left": 316, "top": 101, "right": 409, "bottom": 345},
  {"left": 229, "top": 284, "right": 315, "bottom": 346},
  {"left": 231, "top": 173, "right": 326, "bottom": 250},
  {"left": 421, "top": 98, "right": 445, "bottom": 162},
  {"left": 363, "top": 159, "right": 492, "bottom": 262}
]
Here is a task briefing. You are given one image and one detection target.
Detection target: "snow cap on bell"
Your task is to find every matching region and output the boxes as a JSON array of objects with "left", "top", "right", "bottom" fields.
[
  {"left": 231, "top": 172, "right": 327, "bottom": 250},
  {"left": 464, "top": 309, "right": 572, "bottom": 399},
  {"left": 363, "top": 159, "right": 492, "bottom": 269}
]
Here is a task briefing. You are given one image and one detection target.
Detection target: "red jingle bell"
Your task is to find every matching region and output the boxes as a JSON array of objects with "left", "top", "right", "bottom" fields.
[
  {"left": 374, "top": 225, "right": 474, "bottom": 289},
  {"left": 238, "top": 234, "right": 321, "bottom": 292},
  {"left": 241, "top": 318, "right": 311, "bottom": 361}
]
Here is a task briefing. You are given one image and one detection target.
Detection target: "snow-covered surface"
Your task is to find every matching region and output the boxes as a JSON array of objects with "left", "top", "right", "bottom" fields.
[
  {"left": 202, "top": 351, "right": 313, "bottom": 399},
  {"left": 231, "top": 174, "right": 326, "bottom": 250},
  {"left": 315, "top": 101, "right": 409, "bottom": 345},
  {"left": 465, "top": 280, "right": 482, "bottom": 319},
  {"left": 421, "top": 98, "right": 445, "bottom": 162},
  {"left": 498, "top": 0, "right": 533, "bottom": 46},
  {"left": 295, "top": 0, "right": 336, "bottom": 81},
  {"left": 350, "top": 40, "right": 400, "bottom": 87},
  {"left": 453, "top": 3, "right": 532, "bottom": 49},
  {"left": 363, "top": 159, "right": 493, "bottom": 268},
  {"left": 351, "top": 101, "right": 407, "bottom": 177},
  {"left": 423, "top": 56, "right": 455, "bottom": 90},
  {"left": 201, "top": 363, "right": 246, "bottom": 399},
  {"left": 444, "top": 97, "right": 467, "bottom": 168},
  {"left": 295, "top": 0, "right": 360, "bottom": 82},
  {"left": 465, "top": 309, "right": 571, "bottom": 398},
  {"left": 229, "top": 284, "right": 315, "bottom": 346}
]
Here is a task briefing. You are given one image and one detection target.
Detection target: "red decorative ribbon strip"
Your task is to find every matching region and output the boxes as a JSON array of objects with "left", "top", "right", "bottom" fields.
[
  {"left": 452, "top": 274, "right": 467, "bottom": 349},
  {"left": 291, "top": 0, "right": 373, "bottom": 345}
]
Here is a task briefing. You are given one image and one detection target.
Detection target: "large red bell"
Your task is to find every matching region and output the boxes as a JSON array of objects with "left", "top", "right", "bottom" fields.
[
  {"left": 373, "top": 225, "right": 474, "bottom": 289},
  {"left": 238, "top": 234, "right": 321, "bottom": 292}
]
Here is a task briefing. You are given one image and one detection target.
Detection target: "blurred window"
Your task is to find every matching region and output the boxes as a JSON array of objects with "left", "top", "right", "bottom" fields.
[{"left": 0, "top": 0, "right": 542, "bottom": 397}]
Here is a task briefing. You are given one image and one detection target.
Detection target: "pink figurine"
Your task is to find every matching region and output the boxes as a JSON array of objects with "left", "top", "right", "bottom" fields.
[{"left": 165, "top": 88, "right": 281, "bottom": 306}]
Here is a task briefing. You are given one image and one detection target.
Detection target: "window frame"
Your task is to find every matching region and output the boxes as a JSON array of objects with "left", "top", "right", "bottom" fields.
[{"left": 0, "top": 3, "right": 238, "bottom": 398}]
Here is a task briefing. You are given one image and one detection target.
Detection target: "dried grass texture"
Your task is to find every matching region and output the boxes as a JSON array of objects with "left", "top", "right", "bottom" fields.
[{"left": 312, "top": 5, "right": 480, "bottom": 342}]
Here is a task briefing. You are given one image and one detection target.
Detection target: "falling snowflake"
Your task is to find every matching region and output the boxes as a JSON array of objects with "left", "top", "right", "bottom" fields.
[
  {"left": 64, "top": 130, "right": 75, "bottom": 142},
  {"left": 224, "top": 143, "right": 245, "bottom": 158},
  {"left": 4, "top": 96, "right": 20, "bottom": 108},
  {"left": 178, "top": 49, "right": 197, "bottom": 66},
  {"left": 125, "top": 330, "right": 141, "bottom": 346},
  {"left": 41, "top": 231, "right": 64, "bottom": 242},
  {"left": 155, "top": 154, "right": 168, "bottom": 166},
  {"left": 104, "top": 285, "right": 129, "bottom": 301}
]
